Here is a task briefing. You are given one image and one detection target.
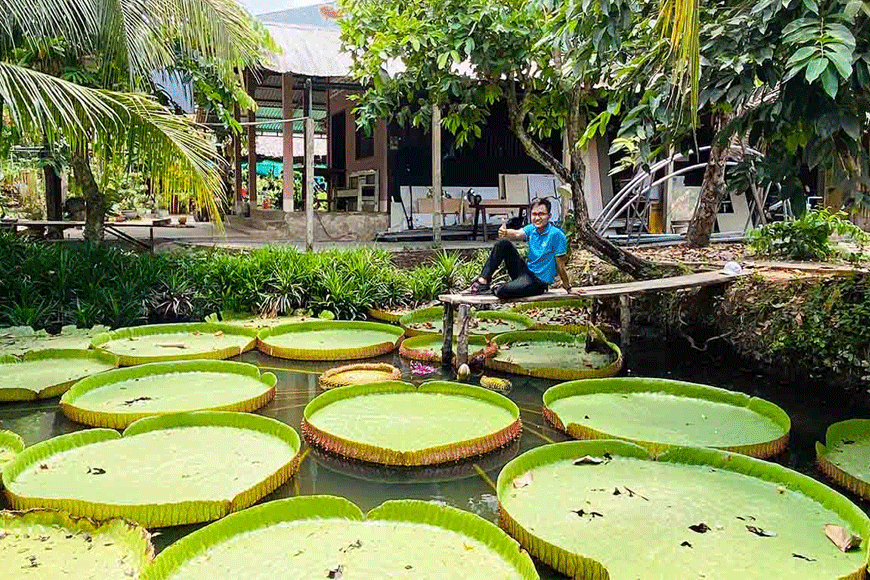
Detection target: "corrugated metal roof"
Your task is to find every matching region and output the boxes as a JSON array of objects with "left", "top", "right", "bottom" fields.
[{"left": 260, "top": 22, "right": 352, "bottom": 78}]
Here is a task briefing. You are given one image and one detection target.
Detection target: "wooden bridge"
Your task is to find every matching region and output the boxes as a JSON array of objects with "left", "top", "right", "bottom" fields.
[{"left": 438, "top": 270, "right": 748, "bottom": 366}]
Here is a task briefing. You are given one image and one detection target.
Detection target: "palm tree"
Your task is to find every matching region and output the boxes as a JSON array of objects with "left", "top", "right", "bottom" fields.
[{"left": 0, "top": 0, "right": 265, "bottom": 239}]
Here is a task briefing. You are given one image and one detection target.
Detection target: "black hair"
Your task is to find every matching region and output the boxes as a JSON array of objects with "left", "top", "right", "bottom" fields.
[{"left": 530, "top": 198, "right": 551, "bottom": 214}]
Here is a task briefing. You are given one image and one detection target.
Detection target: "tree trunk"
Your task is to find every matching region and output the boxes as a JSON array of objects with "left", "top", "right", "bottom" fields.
[
  {"left": 505, "top": 83, "right": 658, "bottom": 279},
  {"left": 71, "top": 150, "right": 106, "bottom": 242},
  {"left": 686, "top": 116, "right": 729, "bottom": 248}
]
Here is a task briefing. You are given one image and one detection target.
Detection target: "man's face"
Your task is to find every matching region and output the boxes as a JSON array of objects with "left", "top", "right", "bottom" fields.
[{"left": 530, "top": 204, "right": 550, "bottom": 229}]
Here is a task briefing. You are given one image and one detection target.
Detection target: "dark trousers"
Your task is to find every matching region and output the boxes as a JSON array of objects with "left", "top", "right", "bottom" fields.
[{"left": 479, "top": 239, "right": 548, "bottom": 299}]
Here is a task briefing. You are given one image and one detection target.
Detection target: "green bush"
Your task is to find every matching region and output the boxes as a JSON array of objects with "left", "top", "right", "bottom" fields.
[
  {"left": 0, "top": 234, "right": 484, "bottom": 331},
  {"left": 748, "top": 209, "right": 868, "bottom": 262}
]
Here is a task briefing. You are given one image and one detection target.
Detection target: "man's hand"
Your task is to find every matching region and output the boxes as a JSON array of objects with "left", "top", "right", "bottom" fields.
[{"left": 498, "top": 219, "right": 507, "bottom": 238}]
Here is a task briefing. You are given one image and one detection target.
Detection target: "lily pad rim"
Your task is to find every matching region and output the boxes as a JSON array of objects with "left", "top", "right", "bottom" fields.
[{"left": 0, "top": 349, "right": 120, "bottom": 400}]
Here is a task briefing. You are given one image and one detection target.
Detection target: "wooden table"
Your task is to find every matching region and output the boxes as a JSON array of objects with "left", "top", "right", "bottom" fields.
[
  {"left": 2, "top": 219, "right": 173, "bottom": 252},
  {"left": 470, "top": 201, "right": 530, "bottom": 241},
  {"left": 438, "top": 270, "right": 748, "bottom": 366}
]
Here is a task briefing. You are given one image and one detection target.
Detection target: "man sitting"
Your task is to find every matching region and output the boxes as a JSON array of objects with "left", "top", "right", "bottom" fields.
[{"left": 463, "top": 198, "right": 580, "bottom": 298}]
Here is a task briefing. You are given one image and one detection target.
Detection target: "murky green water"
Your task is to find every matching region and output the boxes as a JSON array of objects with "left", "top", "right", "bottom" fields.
[{"left": 0, "top": 337, "right": 867, "bottom": 579}]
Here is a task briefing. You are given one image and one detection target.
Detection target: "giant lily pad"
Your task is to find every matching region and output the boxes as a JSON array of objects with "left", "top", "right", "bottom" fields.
[
  {"left": 499, "top": 441, "right": 870, "bottom": 580},
  {"left": 302, "top": 381, "right": 521, "bottom": 466},
  {"left": 0, "top": 325, "right": 110, "bottom": 357},
  {"left": 817, "top": 419, "right": 870, "bottom": 500},
  {"left": 0, "top": 431, "right": 24, "bottom": 474},
  {"left": 3, "top": 412, "right": 301, "bottom": 527},
  {"left": 486, "top": 330, "right": 622, "bottom": 380},
  {"left": 543, "top": 378, "right": 790, "bottom": 458},
  {"left": 91, "top": 323, "right": 258, "bottom": 366},
  {"left": 318, "top": 363, "right": 402, "bottom": 390},
  {"left": 0, "top": 350, "right": 119, "bottom": 401},
  {"left": 400, "top": 307, "right": 534, "bottom": 338},
  {"left": 59, "top": 361, "right": 277, "bottom": 429},
  {"left": 257, "top": 320, "right": 403, "bottom": 361},
  {"left": 204, "top": 312, "right": 311, "bottom": 330},
  {"left": 0, "top": 509, "right": 153, "bottom": 579},
  {"left": 398, "top": 334, "right": 496, "bottom": 363},
  {"left": 511, "top": 298, "right": 592, "bottom": 332},
  {"left": 140, "top": 496, "right": 538, "bottom": 580}
]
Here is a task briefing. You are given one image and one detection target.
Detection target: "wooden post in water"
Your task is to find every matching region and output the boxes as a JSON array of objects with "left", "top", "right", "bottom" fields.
[
  {"left": 619, "top": 294, "right": 631, "bottom": 346},
  {"left": 304, "top": 116, "right": 314, "bottom": 251},
  {"left": 441, "top": 302, "right": 454, "bottom": 366},
  {"left": 456, "top": 304, "right": 471, "bottom": 367}
]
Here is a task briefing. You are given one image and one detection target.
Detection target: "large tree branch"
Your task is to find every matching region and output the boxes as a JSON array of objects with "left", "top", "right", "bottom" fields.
[{"left": 504, "top": 81, "right": 573, "bottom": 184}]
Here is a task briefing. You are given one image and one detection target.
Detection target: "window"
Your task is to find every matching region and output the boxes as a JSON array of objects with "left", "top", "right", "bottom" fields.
[{"left": 355, "top": 125, "right": 374, "bottom": 159}]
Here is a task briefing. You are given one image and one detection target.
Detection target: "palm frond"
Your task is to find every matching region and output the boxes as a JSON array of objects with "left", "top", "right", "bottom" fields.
[
  {"left": 658, "top": 0, "right": 700, "bottom": 125},
  {"left": 0, "top": 62, "right": 223, "bottom": 222}
]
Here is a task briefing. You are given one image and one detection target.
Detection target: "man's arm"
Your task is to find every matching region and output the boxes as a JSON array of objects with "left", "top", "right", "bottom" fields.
[
  {"left": 498, "top": 221, "right": 528, "bottom": 241},
  {"left": 555, "top": 255, "right": 572, "bottom": 292}
]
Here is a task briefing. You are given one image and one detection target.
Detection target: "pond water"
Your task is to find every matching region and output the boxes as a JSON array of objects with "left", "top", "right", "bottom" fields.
[{"left": 0, "top": 336, "right": 866, "bottom": 579}]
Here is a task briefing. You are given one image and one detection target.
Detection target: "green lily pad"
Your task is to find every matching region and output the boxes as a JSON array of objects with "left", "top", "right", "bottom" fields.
[
  {"left": 2, "top": 412, "right": 301, "bottom": 527},
  {"left": 140, "top": 496, "right": 538, "bottom": 580},
  {"left": 257, "top": 320, "right": 403, "bottom": 361},
  {"left": 543, "top": 378, "right": 790, "bottom": 458},
  {"left": 510, "top": 298, "right": 592, "bottom": 332},
  {"left": 302, "top": 380, "right": 521, "bottom": 465},
  {"left": 91, "top": 323, "right": 258, "bottom": 366},
  {"left": 487, "top": 330, "right": 622, "bottom": 380},
  {"left": 0, "top": 350, "right": 119, "bottom": 401},
  {"left": 0, "top": 430, "right": 24, "bottom": 471},
  {"left": 204, "top": 312, "right": 312, "bottom": 329},
  {"left": 60, "top": 361, "right": 277, "bottom": 429},
  {"left": 398, "top": 334, "right": 494, "bottom": 363},
  {"left": 0, "top": 510, "right": 154, "bottom": 579},
  {"left": 817, "top": 419, "right": 870, "bottom": 500},
  {"left": 0, "top": 325, "right": 110, "bottom": 357},
  {"left": 400, "top": 307, "right": 534, "bottom": 338},
  {"left": 498, "top": 441, "right": 870, "bottom": 580}
]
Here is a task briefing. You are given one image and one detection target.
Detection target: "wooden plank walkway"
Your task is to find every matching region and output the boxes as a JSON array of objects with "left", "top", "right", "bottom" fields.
[{"left": 439, "top": 269, "right": 748, "bottom": 366}]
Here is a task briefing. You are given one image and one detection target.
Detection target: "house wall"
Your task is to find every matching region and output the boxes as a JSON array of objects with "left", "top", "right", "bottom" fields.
[{"left": 328, "top": 91, "right": 389, "bottom": 212}]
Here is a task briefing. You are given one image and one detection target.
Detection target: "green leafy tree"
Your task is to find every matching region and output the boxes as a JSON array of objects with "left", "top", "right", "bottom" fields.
[
  {"left": 340, "top": 0, "right": 666, "bottom": 278},
  {"left": 0, "top": 0, "right": 267, "bottom": 240},
  {"left": 603, "top": 0, "right": 869, "bottom": 247}
]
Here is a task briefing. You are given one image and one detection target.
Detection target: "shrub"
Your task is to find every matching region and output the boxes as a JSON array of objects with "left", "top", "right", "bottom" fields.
[
  {"left": 748, "top": 209, "right": 868, "bottom": 262},
  {"left": 0, "top": 234, "right": 480, "bottom": 331}
]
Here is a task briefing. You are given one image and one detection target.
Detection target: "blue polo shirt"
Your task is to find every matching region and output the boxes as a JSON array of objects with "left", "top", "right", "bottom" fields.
[{"left": 522, "top": 222, "right": 568, "bottom": 284}]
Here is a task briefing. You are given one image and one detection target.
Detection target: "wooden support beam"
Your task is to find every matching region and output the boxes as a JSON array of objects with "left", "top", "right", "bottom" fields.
[
  {"left": 282, "top": 73, "right": 296, "bottom": 212},
  {"left": 233, "top": 105, "right": 242, "bottom": 205},
  {"left": 246, "top": 71, "right": 257, "bottom": 205},
  {"left": 432, "top": 103, "right": 442, "bottom": 245},
  {"left": 441, "top": 302, "right": 454, "bottom": 366},
  {"left": 456, "top": 304, "right": 471, "bottom": 367},
  {"left": 302, "top": 79, "right": 312, "bottom": 197},
  {"left": 304, "top": 116, "right": 314, "bottom": 251},
  {"left": 619, "top": 294, "right": 631, "bottom": 347}
]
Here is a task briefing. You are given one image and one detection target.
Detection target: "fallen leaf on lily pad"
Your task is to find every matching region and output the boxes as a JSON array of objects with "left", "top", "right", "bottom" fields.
[
  {"left": 825, "top": 524, "right": 862, "bottom": 552},
  {"left": 689, "top": 523, "right": 710, "bottom": 534},
  {"left": 746, "top": 525, "right": 776, "bottom": 537},
  {"left": 512, "top": 473, "right": 534, "bottom": 489},
  {"left": 573, "top": 455, "right": 605, "bottom": 466}
]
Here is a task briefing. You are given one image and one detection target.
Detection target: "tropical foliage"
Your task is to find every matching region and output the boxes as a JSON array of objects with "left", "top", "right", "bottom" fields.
[
  {"left": 748, "top": 208, "right": 868, "bottom": 261},
  {"left": 0, "top": 232, "right": 487, "bottom": 330},
  {"left": 0, "top": 0, "right": 268, "bottom": 239},
  {"left": 599, "top": 0, "right": 870, "bottom": 244},
  {"left": 339, "top": 0, "right": 668, "bottom": 278}
]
